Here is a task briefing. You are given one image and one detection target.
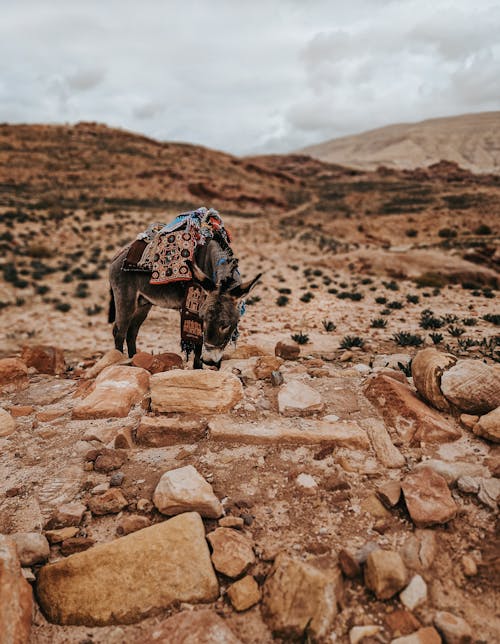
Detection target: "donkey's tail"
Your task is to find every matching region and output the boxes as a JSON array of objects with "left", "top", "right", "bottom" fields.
[{"left": 108, "top": 288, "right": 116, "bottom": 324}]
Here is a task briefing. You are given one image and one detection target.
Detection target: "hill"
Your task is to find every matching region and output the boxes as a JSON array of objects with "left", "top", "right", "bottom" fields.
[{"left": 300, "top": 112, "right": 500, "bottom": 173}]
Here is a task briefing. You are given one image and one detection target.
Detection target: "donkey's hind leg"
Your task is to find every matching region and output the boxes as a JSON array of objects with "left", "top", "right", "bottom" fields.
[{"left": 126, "top": 300, "right": 152, "bottom": 358}]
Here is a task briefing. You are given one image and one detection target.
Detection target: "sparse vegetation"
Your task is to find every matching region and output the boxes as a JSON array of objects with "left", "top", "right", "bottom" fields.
[
  {"left": 429, "top": 332, "right": 443, "bottom": 345},
  {"left": 393, "top": 331, "right": 424, "bottom": 347},
  {"left": 483, "top": 313, "right": 500, "bottom": 325},
  {"left": 448, "top": 325, "right": 465, "bottom": 337},
  {"left": 300, "top": 292, "right": 314, "bottom": 303},
  {"left": 340, "top": 335, "right": 364, "bottom": 349},
  {"left": 276, "top": 295, "right": 289, "bottom": 307},
  {"left": 371, "top": 318, "right": 387, "bottom": 328},
  {"left": 291, "top": 332, "right": 309, "bottom": 345},
  {"left": 322, "top": 320, "right": 336, "bottom": 332}
]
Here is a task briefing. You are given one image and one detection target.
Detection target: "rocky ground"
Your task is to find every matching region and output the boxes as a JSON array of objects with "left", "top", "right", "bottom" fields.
[{"left": 0, "top": 124, "right": 499, "bottom": 643}]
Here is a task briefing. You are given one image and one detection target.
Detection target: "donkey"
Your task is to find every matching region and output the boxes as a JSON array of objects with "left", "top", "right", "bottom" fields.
[{"left": 108, "top": 238, "right": 261, "bottom": 369}]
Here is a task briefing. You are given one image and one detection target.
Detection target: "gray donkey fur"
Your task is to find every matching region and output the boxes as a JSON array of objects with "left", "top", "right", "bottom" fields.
[{"left": 108, "top": 238, "right": 261, "bottom": 369}]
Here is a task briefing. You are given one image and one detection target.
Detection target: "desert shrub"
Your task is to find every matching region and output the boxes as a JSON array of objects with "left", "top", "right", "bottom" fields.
[
  {"left": 371, "top": 318, "right": 387, "bottom": 328},
  {"left": 458, "top": 338, "right": 476, "bottom": 350},
  {"left": 448, "top": 325, "right": 465, "bottom": 337},
  {"left": 291, "top": 332, "right": 309, "bottom": 345},
  {"left": 393, "top": 331, "right": 423, "bottom": 347},
  {"left": 406, "top": 294, "right": 419, "bottom": 304},
  {"left": 322, "top": 320, "right": 336, "bottom": 332},
  {"left": 462, "top": 317, "right": 477, "bottom": 326},
  {"left": 380, "top": 308, "right": 391, "bottom": 316},
  {"left": 483, "top": 313, "right": 500, "bottom": 325},
  {"left": 340, "top": 335, "right": 364, "bottom": 349},
  {"left": 25, "top": 243, "right": 54, "bottom": 259},
  {"left": 328, "top": 288, "right": 338, "bottom": 294},
  {"left": 278, "top": 288, "right": 292, "bottom": 294},
  {"left": 276, "top": 295, "right": 289, "bottom": 307},
  {"left": 405, "top": 229, "right": 418, "bottom": 238},
  {"left": 420, "top": 309, "right": 444, "bottom": 329},
  {"left": 337, "top": 291, "right": 363, "bottom": 301},
  {"left": 35, "top": 285, "right": 50, "bottom": 295},
  {"left": 300, "top": 292, "right": 314, "bottom": 303},
  {"left": 375, "top": 296, "right": 387, "bottom": 304},
  {"left": 246, "top": 295, "right": 261, "bottom": 306},
  {"left": 387, "top": 300, "right": 403, "bottom": 310},
  {"left": 75, "top": 282, "right": 90, "bottom": 298},
  {"left": 474, "top": 224, "right": 492, "bottom": 235},
  {"left": 54, "top": 302, "right": 71, "bottom": 312},
  {"left": 483, "top": 288, "right": 495, "bottom": 299},
  {"left": 361, "top": 278, "right": 373, "bottom": 285},
  {"left": 383, "top": 280, "right": 399, "bottom": 291},
  {"left": 438, "top": 228, "right": 457, "bottom": 239},
  {"left": 429, "top": 332, "right": 443, "bottom": 344},
  {"left": 85, "top": 304, "right": 103, "bottom": 316}
]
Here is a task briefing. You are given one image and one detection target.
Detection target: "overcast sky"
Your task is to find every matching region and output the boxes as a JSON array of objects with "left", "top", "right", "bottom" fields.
[{"left": 2, "top": 0, "right": 499, "bottom": 155}]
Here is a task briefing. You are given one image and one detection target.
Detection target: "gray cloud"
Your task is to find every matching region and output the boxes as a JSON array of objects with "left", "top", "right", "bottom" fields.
[{"left": 1, "top": 0, "right": 498, "bottom": 154}]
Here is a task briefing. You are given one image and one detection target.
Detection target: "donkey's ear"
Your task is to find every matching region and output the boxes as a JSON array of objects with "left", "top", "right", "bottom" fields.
[
  {"left": 186, "top": 260, "right": 216, "bottom": 292},
  {"left": 228, "top": 273, "right": 262, "bottom": 299}
]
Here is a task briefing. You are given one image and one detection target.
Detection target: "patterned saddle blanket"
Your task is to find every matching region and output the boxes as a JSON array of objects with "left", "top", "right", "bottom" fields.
[{"left": 122, "top": 207, "right": 231, "bottom": 286}]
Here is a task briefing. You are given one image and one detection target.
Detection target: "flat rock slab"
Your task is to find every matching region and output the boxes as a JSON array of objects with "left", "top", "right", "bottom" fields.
[
  {"left": 208, "top": 417, "right": 369, "bottom": 448},
  {"left": 150, "top": 370, "right": 243, "bottom": 414},
  {"left": 362, "top": 418, "right": 405, "bottom": 468},
  {"left": 72, "top": 365, "right": 150, "bottom": 419},
  {"left": 36, "top": 512, "right": 218, "bottom": 626},
  {"left": 402, "top": 467, "right": 458, "bottom": 528},
  {"left": 136, "top": 609, "right": 242, "bottom": 644},
  {"left": 136, "top": 415, "right": 208, "bottom": 446},
  {"left": 364, "top": 374, "right": 461, "bottom": 444},
  {"left": 278, "top": 380, "right": 324, "bottom": 416},
  {"left": 153, "top": 465, "right": 223, "bottom": 518},
  {"left": 0, "top": 536, "right": 33, "bottom": 644}
]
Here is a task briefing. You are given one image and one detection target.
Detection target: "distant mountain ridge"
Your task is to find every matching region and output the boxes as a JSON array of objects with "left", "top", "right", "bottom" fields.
[{"left": 300, "top": 112, "right": 500, "bottom": 174}]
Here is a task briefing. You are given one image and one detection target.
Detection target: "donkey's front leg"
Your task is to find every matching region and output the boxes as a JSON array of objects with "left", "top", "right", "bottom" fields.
[{"left": 193, "top": 344, "right": 203, "bottom": 370}]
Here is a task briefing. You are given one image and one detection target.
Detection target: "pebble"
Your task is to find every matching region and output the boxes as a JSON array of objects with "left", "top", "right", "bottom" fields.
[
  {"left": 110, "top": 472, "right": 125, "bottom": 487},
  {"left": 295, "top": 473, "right": 318, "bottom": 494},
  {"left": 461, "top": 555, "right": 477, "bottom": 577},
  {"left": 88, "top": 489, "right": 128, "bottom": 515},
  {"left": 364, "top": 549, "right": 408, "bottom": 599},
  {"left": 206, "top": 528, "right": 255, "bottom": 578},
  {"left": 227, "top": 575, "right": 261, "bottom": 611},
  {"left": 153, "top": 465, "right": 223, "bottom": 519},
  {"left": 349, "top": 625, "right": 380, "bottom": 644},
  {"left": 434, "top": 610, "right": 473, "bottom": 643},
  {"left": 219, "top": 516, "right": 245, "bottom": 529},
  {"left": 116, "top": 515, "right": 151, "bottom": 536},
  {"left": 399, "top": 574, "right": 427, "bottom": 610}
]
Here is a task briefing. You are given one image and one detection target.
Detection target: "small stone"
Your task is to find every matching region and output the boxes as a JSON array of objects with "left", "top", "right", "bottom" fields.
[
  {"left": 110, "top": 472, "right": 125, "bottom": 487},
  {"left": 402, "top": 467, "right": 457, "bottom": 528},
  {"left": 0, "top": 407, "right": 16, "bottom": 437},
  {"left": 254, "top": 356, "right": 283, "bottom": 380},
  {"left": 91, "top": 483, "right": 109, "bottom": 495},
  {"left": 206, "top": 528, "right": 255, "bottom": 578},
  {"left": 477, "top": 477, "right": 500, "bottom": 509},
  {"left": 136, "top": 415, "right": 207, "bottom": 447},
  {"left": 461, "top": 555, "right": 477, "bottom": 577},
  {"left": 11, "top": 533, "right": 50, "bottom": 566},
  {"left": 473, "top": 406, "right": 500, "bottom": 443},
  {"left": 219, "top": 516, "right": 245, "bottom": 529},
  {"left": 116, "top": 515, "right": 151, "bottom": 536},
  {"left": 114, "top": 426, "right": 134, "bottom": 449},
  {"left": 278, "top": 380, "right": 324, "bottom": 416},
  {"left": 349, "top": 625, "right": 381, "bottom": 644},
  {"left": 459, "top": 414, "right": 478, "bottom": 430},
  {"left": 44, "top": 502, "right": 87, "bottom": 529},
  {"left": 0, "top": 535, "right": 33, "bottom": 642},
  {"left": 360, "top": 493, "right": 391, "bottom": 518},
  {"left": 364, "top": 550, "right": 408, "bottom": 599},
  {"left": 83, "top": 349, "right": 126, "bottom": 379},
  {"left": 136, "top": 498, "right": 153, "bottom": 513},
  {"left": 60, "top": 537, "right": 95, "bottom": 556},
  {"left": 21, "top": 344, "right": 66, "bottom": 374},
  {"left": 136, "top": 609, "right": 241, "bottom": 644},
  {"left": 457, "top": 476, "right": 480, "bottom": 494},
  {"left": 364, "top": 418, "right": 406, "bottom": 468},
  {"left": 340, "top": 350, "right": 353, "bottom": 362},
  {"left": 8, "top": 405, "right": 34, "bottom": 417},
  {"left": 391, "top": 626, "right": 442, "bottom": 644},
  {"left": 434, "top": 610, "right": 473, "bottom": 644},
  {"left": 88, "top": 489, "right": 128, "bottom": 515},
  {"left": 270, "top": 370, "right": 284, "bottom": 387},
  {"left": 0, "top": 357, "right": 29, "bottom": 392},
  {"left": 385, "top": 609, "right": 421, "bottom": 637},
  {"left": 400, "top": 574, "right": 427, "bottom": 610},
  {"left": 377, "top": 481, "right": 402, "bottom": 508},
  {"left": 44, "top": 527, "right": 79, "bottom": 544},
  {"left": 153, "top": 465, "right": 223, "bottom": 518},
  {"left": 227, "top": 575, "right": 261, "bottom": 611},
  {"left": 296, "top": 473, "right": 318, "bottom": 494},
  {"left": 275, "top": 341, "right": 300, "bottom": 360},
  {"left": 132, "top": 351, "right": 183, "bottom": 374},
  {"left": 93, "top": 449, "right": 126, "bottom": 473}
]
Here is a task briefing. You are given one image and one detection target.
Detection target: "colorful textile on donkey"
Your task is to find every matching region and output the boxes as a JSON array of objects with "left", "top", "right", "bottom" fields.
[{"left": 149, "top": 230, "right": 196, "bottom": 284}]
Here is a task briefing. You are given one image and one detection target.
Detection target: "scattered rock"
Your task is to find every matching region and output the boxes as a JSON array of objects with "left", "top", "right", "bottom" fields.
[
  {"left": 8, "top": 405, "right": 34, "bottom": 417},
  {"left": 206, "top": 527, "right": 255, "bottom": 578},
  {"left": 0, "top": 536, "right": 33, "bottom": 643},
  {"left": 411, "top": 348, "right": 456, "bottom": 411},
  {"left": 227, "top": 575, "right": 261, "bottom": 611},
  {"left": 262, "top": 553, "right": 342, "bottom": 641},
  {"left": 72, "top": 365, "right": 150, "bottom": 419},
  {"left": 385, "top": 609, "right": 422, "bottom": 637},
  {"left": 88, "top": 489, "right": 128, "bottom": 515},
  {"left": 338, "top": 549, "right": 362, "bottom": 578},
  {"left": 136, "top": 415, "right": 208, "bottom": 446},
  {"left": 434, "top": 610, "right": 473, "bottom": 643},
  {"left": 21, "top": 344, "right": 66, "bottom": 375},
  {"left": 93, "top": 449, "right": 127, "bottom": 473},
  {"left": 296, "top": 473, "right": 319, "bottom": 494},
  {"left": 440, "top": 359, "right": 500, "bottom": 414},
  {"left": 461, "top": 555, "right": 477, "bottom": 577},
  {"left": 219, "top": 516, "right": 245, "bottom": 529},
  {"left": 153, "top": 465, "right": 223, "bottom": 518},
  {"left": 150, "top": 370, "right": 243, "bottom": 414},
  {"left": 60, "top": 537, "right": 95, "bottom": 556},
  {"left": 275, "top": 341, "right": 300, "bottom": 360},
  {"left": 377, "top": 481, "right": 402, "bottom": 507},
  {"left": 278, "top": 380, "right": 324, "bottom": 416},
  {"left": 271, "top": 370, "right": 284, "bottom": 386},
  {"left": 391, "top": 627, "right": 442, "bottom": 643},
  {"left": 254, "top": 356, "right": 283, "bottom": 380},
  {"left": 110, "top": 472, "right": 125, "bottom": 487},
  {"left": 363, "top": 418, "right": 405, "bottom": 468},
  {"left": 136, "top": 498, "right": 153, "bottom": 513},
  {"left": 132, "top": 351, "right": 183, "bottom": 374},
  {"left": 44, "top": 527, "right": 79, "bottom": 545},
  {"left": 0, "top": 407, "right": 16, "bottom": 437},
  {"left": 472, "top": 406, "right": 500, "bottom": 443},
  {"left": 349, "top": 625, "right": 381, "bottom": 644},
  {"left": 11, "top": 532, "right": 50, "bottom": 566},
  {"left": 116, "top": 515, "right": 151, "bottom": 536},
  {"left": 400, "top": 574, "right": 427, "bottom": 610},
  {"left": 44, "top": 502, "right": 87, "bottom": 529},
  {"left": 477, "top": 477, "right": 500, "bottom": 509},
  {"left": 0, "top": 357, "right": 29, "bottom": 392},
  {"left": 414, "top": 459, "right": 488, "bottom": 485},
  {"left": 459, "top": 414, "right": 478, "bottom": 430},
  {"left": 364, "top": 374, "right": 461, "bottom": 444},
  {"left": 135, "top": 609, "right": 241, "bottom": 644},
  {"left": 83, "top": 349, "right": 126, "bottom": 379},
  {"left": 360, "top": 493, "right": 391, "bottom": 519},
  {"left": 36, "top": 512, "right": 219, "bottom": 626},
  {"left": 456, "top": 476, "right": 480, "bottom": 494},
  {"left": 402, "top": 467, "right": 458, "bottom": 527},
  {"left": 364, "top": 550, "right": 408, "bottom": 599},
  {"left": 401, "top": 530, "right": 437, "bottom": 571},
  {"left": 114, "top": 426, "right": 134, "bottom": 449}
]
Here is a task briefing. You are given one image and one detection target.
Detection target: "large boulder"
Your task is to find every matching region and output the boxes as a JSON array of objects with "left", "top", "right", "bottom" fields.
[
  {"left": 36, "top": 512, "right": 218, "bottom": 626},
  {"left": 440, "top": 359, "right": 500, "bottom": 414},
  {"left": 72, "top": 365, "right": 150, "bottom": 419},
  {"left": 364, "top": 374, "right": 460, "bottom": 444},
  {"left": 0, "top": 358, "right": 29, "bottom": 392},
  {"left": 262, "top": 553, "right": 342, "bottom": 641},
  {"left": 411, "top": 348, "right": 456, "bottom": 411},
  {"left": 153, "top": 465, "right": 223, "bottom": 518},
  {"left": 21, "top": 345, "right": 66, "bottom": 375},
  {"left": 150, "top": 370, "right": 243, "bottom": 414},
  {"left": 0, "top": 536, "right": 33, "bottom": 643}
]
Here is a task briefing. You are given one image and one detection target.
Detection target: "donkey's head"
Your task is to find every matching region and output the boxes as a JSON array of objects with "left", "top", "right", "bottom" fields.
[{"left": 189, "top": 260, "right": 261, "bottom": 369}]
